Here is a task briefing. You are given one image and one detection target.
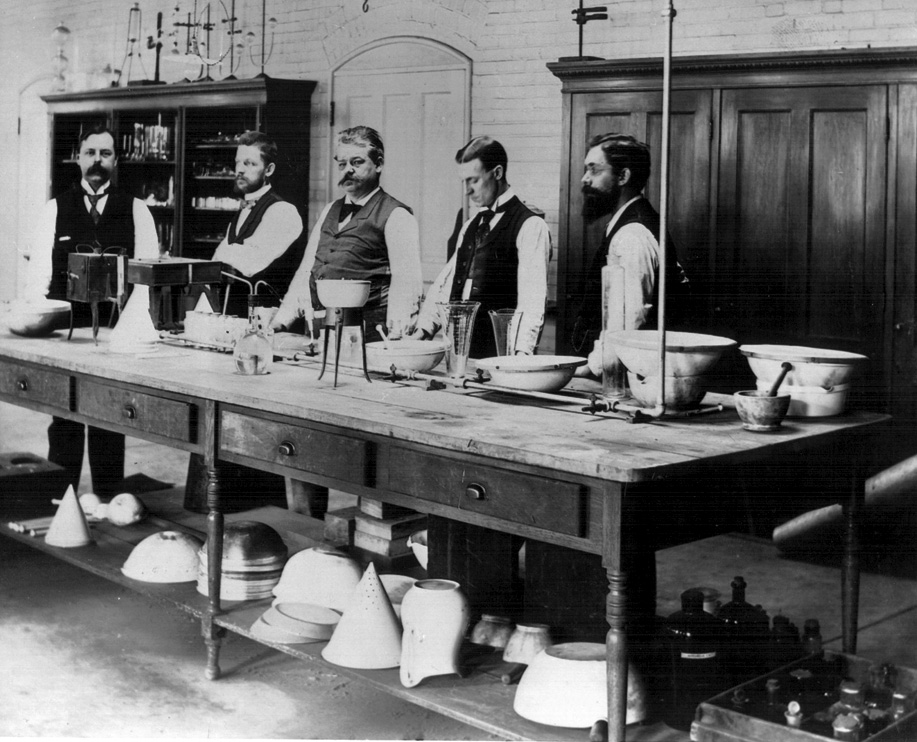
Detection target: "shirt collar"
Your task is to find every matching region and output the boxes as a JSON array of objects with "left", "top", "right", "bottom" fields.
[
  {"left": 243, "top": 183, "right": 272, "bottom": 203},
  {"left": 81, "top": 179, "right": 111, "bottom": 196},
  {"left": 605, "top": 195, "right": 643, "bottom": 235},
  {"left": 346, "top": 186, "right": 380, "bottom": 207},
  {"left": 478, "top": 187, "right": 515, "bottom": 214}
]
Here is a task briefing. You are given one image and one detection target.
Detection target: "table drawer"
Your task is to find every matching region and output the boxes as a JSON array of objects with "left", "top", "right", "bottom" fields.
[
  {"left": 387, "top": 448, "right": 584, "bottom": 537},
  {"left": 219, "top": 410, "right": 369, "bottom": 486},
  {"left": 77, "top": 379, "right": 197, "bottom": 443},
  {"left": 0, "top": 361, "right": 70, "bottom": 411}
]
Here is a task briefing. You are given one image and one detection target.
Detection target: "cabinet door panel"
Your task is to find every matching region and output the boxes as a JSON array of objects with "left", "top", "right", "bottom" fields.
[
  {"left": 560, "top": 90, "right": 712, "bottom": 351},
  {"left": 719, "top": 86, "right": 886, "bottom": 361}
]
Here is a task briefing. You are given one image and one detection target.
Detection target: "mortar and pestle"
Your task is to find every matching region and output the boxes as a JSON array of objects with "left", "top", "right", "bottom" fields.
[{"left": 734, "top": 362, "right": 792, "bottom": 431}]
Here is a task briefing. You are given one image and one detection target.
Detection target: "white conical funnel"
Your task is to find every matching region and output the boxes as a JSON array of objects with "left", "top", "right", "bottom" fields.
[
  {"left": 193, "top": 293, "right": 215, "bottom": 313},
  {"left": 321, "top": 563, "right": 402, "bottom": 669},
  {"left": 45, "top": 484, "right": 93, "bottom": 548},
  {"left": 109, "top": 285, "right": 160, "bottom": 354}
]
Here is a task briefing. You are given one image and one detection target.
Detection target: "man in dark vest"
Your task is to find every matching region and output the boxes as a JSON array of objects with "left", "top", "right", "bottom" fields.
[
  {"left": 26, "top": 124, "right": 159, "bottom": 495},
  {"left": 213, "top": 131, "right": 304, "bottom": 318},
  {"left": 411, "top": 136, "right": 551, "bottom": 358},
  {"left": 573, "top": 132, "right": 690, "bottom": 377},
  {"left": 271, "top": 126, "right": 423, "bottom": 342}
]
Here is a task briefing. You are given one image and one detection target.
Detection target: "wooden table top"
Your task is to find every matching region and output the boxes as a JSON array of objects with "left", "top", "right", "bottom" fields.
[{"left": 0, "top": 329, "right": 889, "bottom": 484}]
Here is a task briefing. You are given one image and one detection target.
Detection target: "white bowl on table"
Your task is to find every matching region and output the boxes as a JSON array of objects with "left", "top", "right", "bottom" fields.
[
  {"left": 365, "top": 339, "right": 445, "bottom": 373},
  {"left": 608, "top": 330, "right": 737, "bottom": 378},
  {"left": 5, "top": 299, "right": 71, "bottom": 337},
  {"left": 476, "top": 355, "right": 587, "bottom": 393},
  {"left": 315, "top": 279, "right": 371, "bottom": 308},
  {"left": 740, "top": 344, "right": 868, "bottom": 388}
]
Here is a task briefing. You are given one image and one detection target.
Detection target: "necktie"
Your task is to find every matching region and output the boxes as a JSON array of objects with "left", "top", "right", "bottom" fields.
[
  {"left": 338, "top": 201, "right": 361, "bottom": 222},
  {"left": 86, "top": 193, "right": 104, "bottom": 225},
  {"left": 449, "top": 208, "right": 499, "bottom": 301},
  {"left": 473, "top": 208, "right": 495, "bottom": 249}
]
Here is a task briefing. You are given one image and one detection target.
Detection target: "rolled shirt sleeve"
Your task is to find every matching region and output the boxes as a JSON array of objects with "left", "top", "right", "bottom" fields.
[
  {"left": 211, "top": 201, "right": 303, "bottom": 277},
  {"left": 512, "top": 216, "right": 551, "bottom": 355},
  {"left": 132, "top": 198, "right": 161, "bottom": 260},
  {"left": 383, "top": 207, "right": 423, "bottom": 335},
  {"left": 270, "top": 203, "right": 331, "bottom": 330}
]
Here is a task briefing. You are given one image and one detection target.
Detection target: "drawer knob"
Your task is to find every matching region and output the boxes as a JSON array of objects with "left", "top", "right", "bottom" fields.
[
  {"left": 278, "top": 441, "right": 297, "bottom": 457},
  {"left": 122, "top": 404, "right": 137, "bottom": 420},
  {"left": 466, "top": 483, "right": 486, "bottom": 501},
  {"left": 16, "top": 378, "right": 28, "bottom": 392}
]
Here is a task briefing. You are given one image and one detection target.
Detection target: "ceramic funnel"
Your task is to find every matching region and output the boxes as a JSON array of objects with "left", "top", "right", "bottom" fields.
[{"left": 45, "top": 484, "right": 93, "bottom": 548}]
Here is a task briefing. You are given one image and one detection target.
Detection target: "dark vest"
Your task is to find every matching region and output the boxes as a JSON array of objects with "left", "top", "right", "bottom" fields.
[
  {"left": 573, "top": 197, "right": 689, "bottom": 353},
  {"left": 50, "top": 185, "right": 136, "bottom": 327},
  {"left": 222, "top": 189, "right": 306, "bottom": 318},
  {"left": 310, "top": 189, "right": 411, "bottom": 311},
  {"left": 448, "top": 196, "right": 537, "bottom": 359}
]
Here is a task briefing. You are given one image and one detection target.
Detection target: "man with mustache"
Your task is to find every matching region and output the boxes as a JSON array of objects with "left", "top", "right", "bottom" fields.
[
  {"left": 212, "top": 130, "right": 304, "bottom": 318},
  {"left": 272, "top": 126, "right": 422, "bottom": 342},
  {"left": 26, "top": 123, "right": 159, "bottom": 495},
  {"left": 573, "top": 132, "right": 689, "bottom": 377},
  {"left": 410, "top": 135, "right": 551, "bottom": 358}
]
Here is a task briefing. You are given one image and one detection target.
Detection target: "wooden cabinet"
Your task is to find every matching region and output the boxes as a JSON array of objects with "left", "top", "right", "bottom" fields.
[
  {"left": 549, "top": 49, "right": 917, "bottom": 421},
  {"left": 41, "top": 78, "right": 316, "bottom": 259}
]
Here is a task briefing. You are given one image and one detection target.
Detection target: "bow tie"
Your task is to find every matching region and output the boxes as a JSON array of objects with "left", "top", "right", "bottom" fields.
[
  {"left": 338, "top": 201, "right": 362, "bottom": 222},
  {"left": 239, "top": 198, "right": 259, "bottom": 211}
]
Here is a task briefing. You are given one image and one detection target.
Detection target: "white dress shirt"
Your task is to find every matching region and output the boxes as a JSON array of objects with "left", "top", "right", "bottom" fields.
[
  {"left": 211, "top": 184, "right": 303, "bottom": 277},
  {"left": 272, "top": 187, "right": 423, "bottom": 333},
  {"left": 414, "top": 188, "right": 551, "bottom": 355},
  {"left": 26, "top": 179, "right": 160, "bottom": 300},
  {"left": 586, "top": 196, "right": 661, "bottom": 375}
]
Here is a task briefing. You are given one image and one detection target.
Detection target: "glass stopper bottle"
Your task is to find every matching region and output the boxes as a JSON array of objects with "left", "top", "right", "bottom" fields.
[
  {"left": 234, "top": 299, "right": 275, "bottom": 375},
  {"left": 717, "top": 575, "right": 770, "bottom": 686}
]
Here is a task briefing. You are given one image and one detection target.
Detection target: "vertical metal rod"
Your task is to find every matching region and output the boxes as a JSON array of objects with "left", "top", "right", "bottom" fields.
[{"left": 656, "top": 0, "right": 675, "bottom": 408}]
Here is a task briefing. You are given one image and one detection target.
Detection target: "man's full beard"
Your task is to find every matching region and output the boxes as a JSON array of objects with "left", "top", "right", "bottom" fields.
[{"left": 581, "top": 185, "right": 617, "bottom": 223}]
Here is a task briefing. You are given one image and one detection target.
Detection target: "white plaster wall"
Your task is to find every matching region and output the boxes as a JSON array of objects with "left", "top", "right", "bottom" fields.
[{"left": 1, "top": 0, "right": 915, "bottom": 300}]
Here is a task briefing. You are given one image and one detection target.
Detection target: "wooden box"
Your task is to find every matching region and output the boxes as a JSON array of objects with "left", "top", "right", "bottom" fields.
[
  {"left": 692, "top": 651, "right": 917, "bottom": 742},
  {"left": 127, "top": 258, "right": 223, "bottom": 286},
  {"left": 0, "top": 452, "right": 70, "bottom": 519}
]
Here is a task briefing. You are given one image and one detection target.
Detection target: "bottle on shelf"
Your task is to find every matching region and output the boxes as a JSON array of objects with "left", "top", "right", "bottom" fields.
[
  {"left": 664, "top": 588, "right": 725, "bottom": 731},
  {"left": 717, "top": 575, "right": 771, "bottom": 686}
]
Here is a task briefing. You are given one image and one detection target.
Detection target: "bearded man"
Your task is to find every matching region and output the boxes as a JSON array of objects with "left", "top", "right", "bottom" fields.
[
  {"left": 212, "top": 130, "right": 305, "bottom": 318},
  {"left": 573, "top": 132, "right": 689, "bottom": 377}
]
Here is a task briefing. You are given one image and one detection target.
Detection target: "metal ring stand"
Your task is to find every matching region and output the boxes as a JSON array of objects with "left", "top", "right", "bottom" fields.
[{"left": 317, "top": 307, "right": 372, "bottom": 388}]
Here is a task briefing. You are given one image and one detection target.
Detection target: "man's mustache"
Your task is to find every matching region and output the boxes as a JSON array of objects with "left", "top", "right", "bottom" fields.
[
  {"left": 87, "top": 163, "right": 108, "bottom": 176},
  {"left": 339, "top": 176, "right": 355, "bottom": 187}
]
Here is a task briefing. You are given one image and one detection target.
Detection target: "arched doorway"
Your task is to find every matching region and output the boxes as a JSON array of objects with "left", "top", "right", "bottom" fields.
[{"left": 332, "top": 38, "right": 471, "bottom": 284}]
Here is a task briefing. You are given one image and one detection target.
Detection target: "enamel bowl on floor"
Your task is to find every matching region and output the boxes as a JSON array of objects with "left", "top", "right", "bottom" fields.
[
  {"left": 476, "top": 355, "right": 587, "bottom": 393},
  {"left": 513, "top": 642, "right": 646, "bottom": 728},
  {"left": 609, "top": 330, "right": 737, "bottom": 378},
  {"left": 365, "top": 340, "right": 445, "bottom": 373},
  {"left": 122, "top": 530, "right": 204, "bottom": 583},
  {"left": 6, "top": 299, "right": 71, "bottom": 337},
  {"left": 740, "top": 344, "right": 868, "bottom": 388},
  {"left": 272, "top": 545, "right": 363, "bottom": 612}
]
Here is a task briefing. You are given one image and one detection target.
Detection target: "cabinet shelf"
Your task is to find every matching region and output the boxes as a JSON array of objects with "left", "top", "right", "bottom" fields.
[{"left": 194, "top": 175, "right": 235, "bottom": 181}]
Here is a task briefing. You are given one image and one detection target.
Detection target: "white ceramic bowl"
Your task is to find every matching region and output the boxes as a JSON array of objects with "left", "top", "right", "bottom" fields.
[
  {"left": 6, "top": 299, "right": 71, "bottom": 337},
  {"left": 476, "top": 355, "right": 587, "bottom": 393},
  {"left": 122, "top": 530, "right": 204, "bottom": 583},
  {"left": 626, "top": 372, "right": 707, "bottom": 409},
  {"left": 513, "top": 642, "right": 647, "bottom": 728},
  {"left": 261, "top": 602, "right": 340, "bottom": 641},
  {"left": 365, "top": 340, "right": 445, "bottom": 373},
  {"left": 272, "top": 546, "right": 363, "bottom": 612},
  {"left": 740, "top": 344, "right": 868, "bottom": 388},
  {"left": 755, "top": 378, "right": 850, "bottom": 417},
  {"left": 315, "top": 279, "right": 371, "bottom": 308},
  {"left": 407, "top": 530, "right": 428, "bottom": 570},
  {"left": 609, "top": 330, "right": 737, "bottom": 378}
]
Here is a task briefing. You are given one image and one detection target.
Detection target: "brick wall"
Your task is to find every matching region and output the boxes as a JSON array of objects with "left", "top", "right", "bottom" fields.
[{"left": 2, "top": 0, "right": 914, "bottom": 300}]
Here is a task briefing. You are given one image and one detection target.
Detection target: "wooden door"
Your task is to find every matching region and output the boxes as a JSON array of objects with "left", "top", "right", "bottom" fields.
[
  {"left": 333, "top": 42, "right": 470, "bottom": 284},
  {"left": 558, "top": 89, "right": 713, "bottom": 352},
  {"left": 717, "top": 86, "right": 887, "bottom": 373}
]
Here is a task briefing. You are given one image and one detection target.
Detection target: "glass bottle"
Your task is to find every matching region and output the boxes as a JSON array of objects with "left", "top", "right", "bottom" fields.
[
  {"left": 664, "top": 588, "right": 725, "bottom": 731},
  {"left": 234, "top": 301, "right": 275, "bottom": 375},
  {"left": 717, "top": 575, "right": 770, "bottom": 686},
  {"left": 769, "top": 614, "right": 802, "bottom": 670}
]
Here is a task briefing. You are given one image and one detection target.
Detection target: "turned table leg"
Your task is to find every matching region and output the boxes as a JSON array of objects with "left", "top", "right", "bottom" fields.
[
  {"left": 841, "top": 467, "right": 865, "bottom": 654},
  {"left": 203, "top": 461, "right": 225, "bottom": 680},
  {"left": 605, "top": 569, "right": 629, "bottom": 742}
]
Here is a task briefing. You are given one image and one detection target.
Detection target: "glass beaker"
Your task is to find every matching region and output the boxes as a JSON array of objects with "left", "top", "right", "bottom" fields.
[
  {"left": 488, "top": 308, "right": 523, "bottom": 356},
  {"left": 437, "top": 301, "right": 480, "bottom": 378}
]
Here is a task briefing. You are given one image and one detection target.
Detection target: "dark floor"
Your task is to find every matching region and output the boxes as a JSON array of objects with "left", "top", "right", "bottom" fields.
[{"left": 2, "top": 399, "right": 916, "bottom": 740}]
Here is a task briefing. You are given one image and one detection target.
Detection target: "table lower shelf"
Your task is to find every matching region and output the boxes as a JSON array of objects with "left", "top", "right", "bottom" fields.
[{"left": 1, "top": 505, "right": 687, "bottom": 742}]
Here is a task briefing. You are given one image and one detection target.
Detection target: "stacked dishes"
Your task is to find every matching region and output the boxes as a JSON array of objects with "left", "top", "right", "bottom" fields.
[
  {"left": 197, "top": 520, "right": 288, "bottom": 601},
  {"left": 740, "top": 344, "right": 868, "bottom": 417},
  {"left": 251, "top": 602, "right": 341, "bottom": 644}
]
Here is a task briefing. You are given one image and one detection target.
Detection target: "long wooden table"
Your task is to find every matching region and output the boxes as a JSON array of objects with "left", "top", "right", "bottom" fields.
[{"left": 0, "top": 329, "right": 889, "bottom": 741}]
